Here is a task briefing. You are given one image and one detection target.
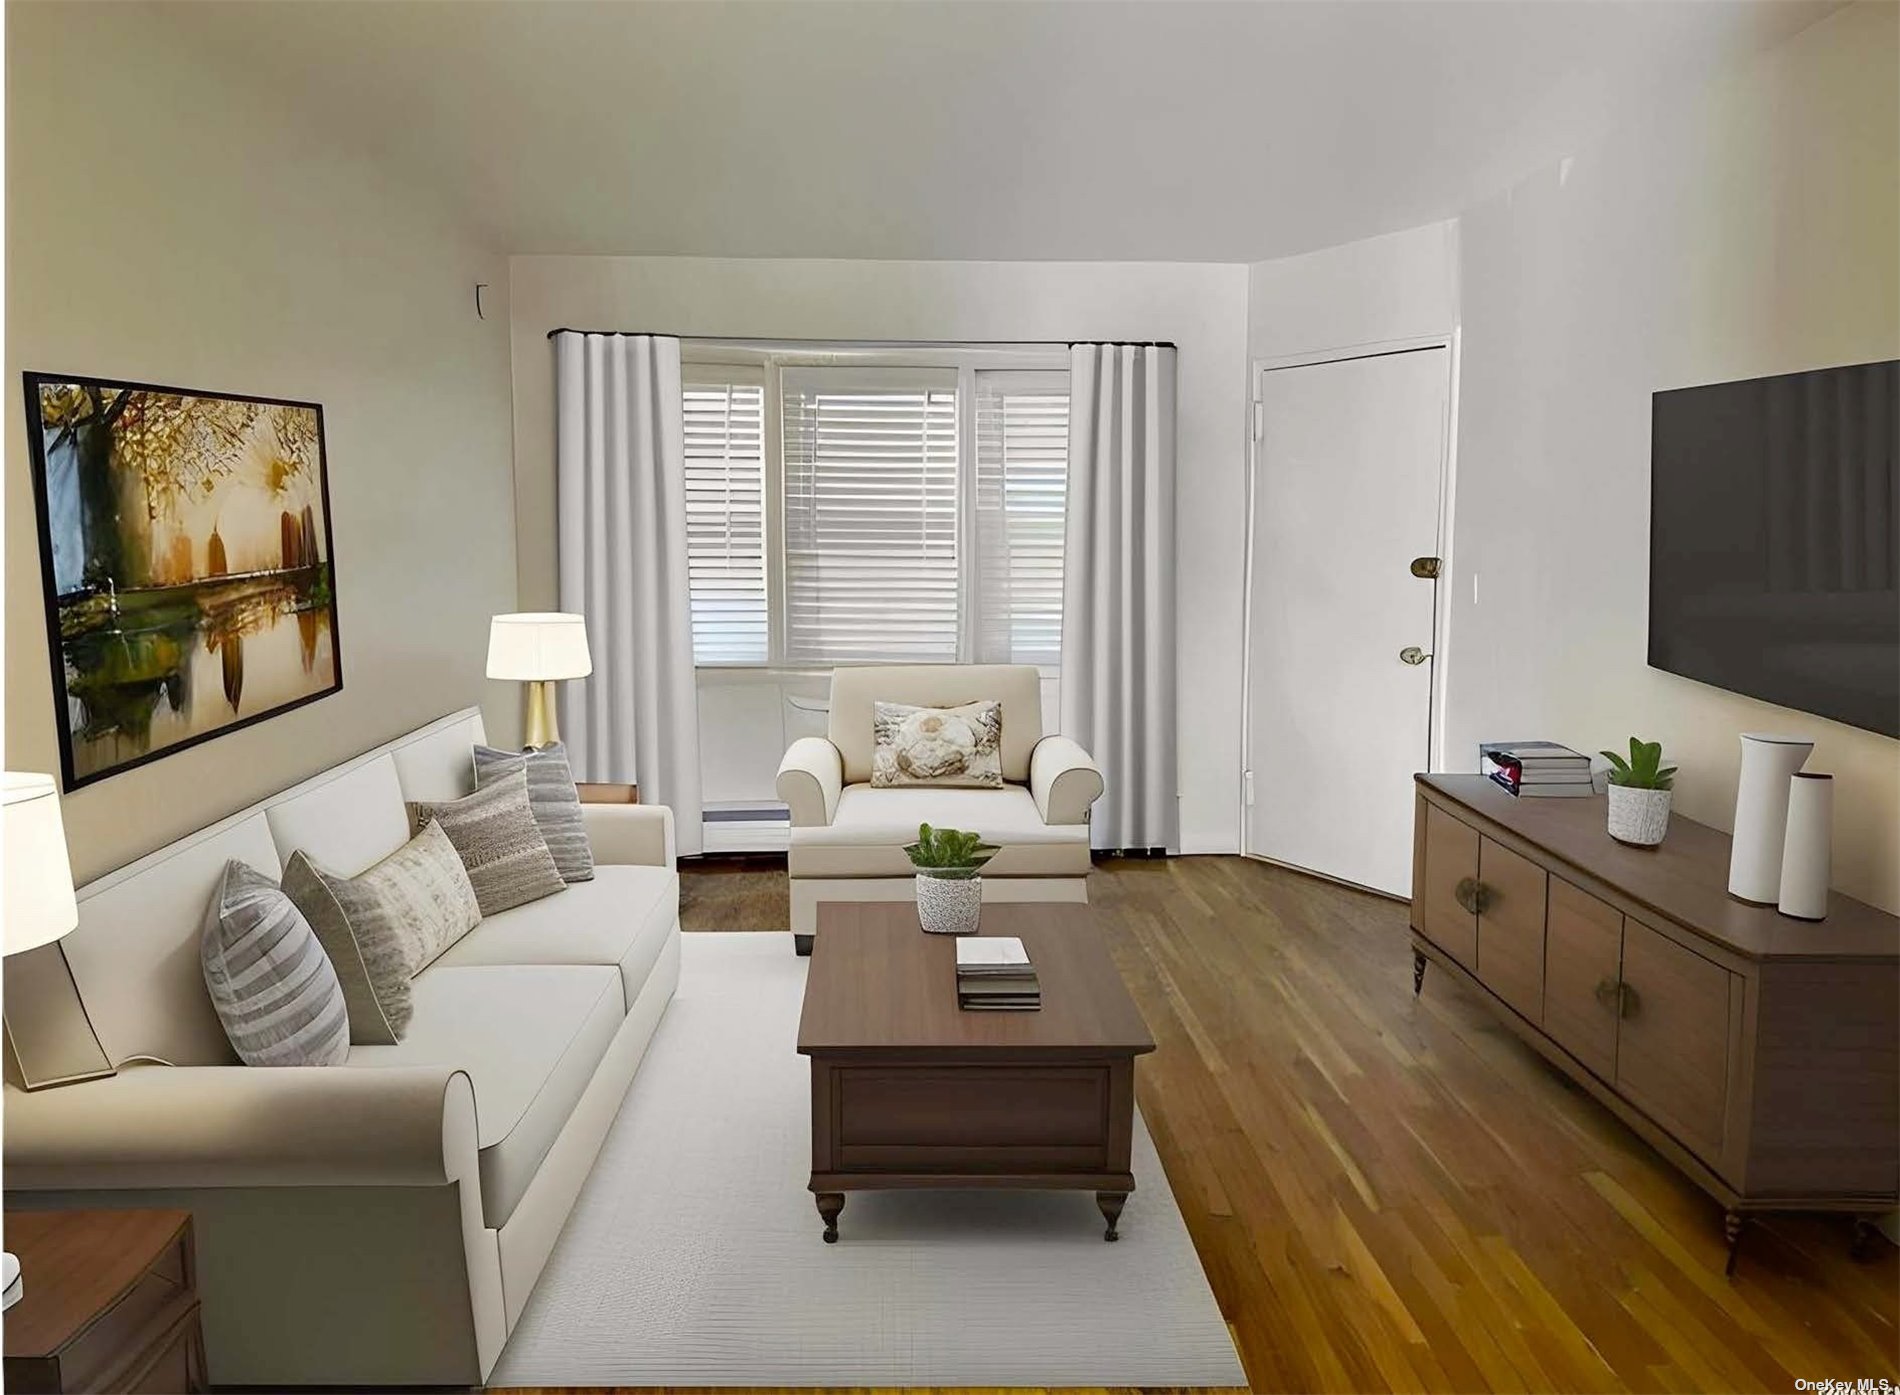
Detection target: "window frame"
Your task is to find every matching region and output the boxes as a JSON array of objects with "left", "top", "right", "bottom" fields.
[{"left": 682, "top": 344, "right": 1069, "bottom": 675}]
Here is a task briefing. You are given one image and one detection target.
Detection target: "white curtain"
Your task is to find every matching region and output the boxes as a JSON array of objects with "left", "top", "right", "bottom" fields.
[
  {"left": 555, "top": 332, "right": 704, "bottom": 856},
  {"left": 1060, "top": 344, "right": 1179, "bottom": 853}
]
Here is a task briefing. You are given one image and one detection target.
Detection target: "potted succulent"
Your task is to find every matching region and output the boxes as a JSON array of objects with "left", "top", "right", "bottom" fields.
[
  {"left": 1600, "top": 737, "right": 1676, "bottom": 847},
  {"left": 904, "top": 823, "right": 999, "bottom": 935}
]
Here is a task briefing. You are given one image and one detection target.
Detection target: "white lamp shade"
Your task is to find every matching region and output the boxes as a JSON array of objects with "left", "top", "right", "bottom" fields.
[
  {"left": 3, "top": 773, "right": 80, "bottom": 956},
  {"left": 486, "top": 613, "right": 592, "bottom": 681}
]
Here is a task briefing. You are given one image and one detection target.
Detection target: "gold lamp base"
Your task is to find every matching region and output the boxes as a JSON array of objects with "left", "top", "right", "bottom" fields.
[{"left": 523, "top": 679, "right": 561, "bottom": 749}]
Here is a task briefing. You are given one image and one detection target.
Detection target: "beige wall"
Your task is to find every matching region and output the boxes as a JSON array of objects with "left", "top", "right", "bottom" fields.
[
  {"left": 507, "top": 256, "right": 1251, "bottom": 852},
  {"left": 1446, "top": 1, "right": 1900, "bottom": 911},
  {"left": 5, "top": 5, "right": 519, "bottom": 883}
]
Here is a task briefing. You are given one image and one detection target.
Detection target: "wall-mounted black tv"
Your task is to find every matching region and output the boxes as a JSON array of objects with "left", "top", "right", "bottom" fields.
[{"left": 1649, "top": 359, "right": 1899, "bottom": 738}]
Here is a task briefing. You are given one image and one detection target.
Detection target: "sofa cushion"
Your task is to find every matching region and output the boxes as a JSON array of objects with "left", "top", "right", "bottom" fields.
[
  {"left": 432, "top": 865, "right": 678, "bottom": 1012},
  {"left": 266, "top": 755, "right": 410, "bottom": 878},
  {"left": 345, "top": 964, "right": 622, "bottom": 1227},
  {"left": 391, "top": 712, "right": 486, "bottom": 803},
  {"left": 789, "top": 784, "right": 1091, "bottom": 878}
]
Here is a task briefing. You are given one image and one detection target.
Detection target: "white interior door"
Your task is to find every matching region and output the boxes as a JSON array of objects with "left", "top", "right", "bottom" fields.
[{"left": 1245, "top": 347, "right": 1447, "bottom": 895}]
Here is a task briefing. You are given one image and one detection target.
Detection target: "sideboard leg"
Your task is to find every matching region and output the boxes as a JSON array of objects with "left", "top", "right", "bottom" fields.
[
  {"left": 1723, "top": 1210, "right": 1745, "bottom": 1276},
  {"left": 1096, "top": 1190, "right": 1127, "bottom": 1242},
  {"left": 1851, "top": 1215, "right": 1885, "bottom": 1262},
  {"left": 815, "top": 1192, "right": 844, "bottom": 1243},
  {"left": 1412, "top": 948, "right": 1428, "bottom": 996}
]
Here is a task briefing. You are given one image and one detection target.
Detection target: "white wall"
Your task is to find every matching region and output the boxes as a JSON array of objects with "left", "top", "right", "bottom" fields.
[
  {"left": 1248, "top": 221, "right": 1458, "bottom": 362},
  {"left": 508, "top": 257, "right": 1251, "bottom": 852},
  {"left": 5, "top": 5, "right": 519, "bottom": 882},
  {"left": 1446, "top": 1, "right": 1900, "bottom": 911}
]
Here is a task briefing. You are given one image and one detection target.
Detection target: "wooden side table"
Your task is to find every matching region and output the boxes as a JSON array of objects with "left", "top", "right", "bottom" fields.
[{"left": 3, "top": 1209, "right": 205, "bottom": 1394}]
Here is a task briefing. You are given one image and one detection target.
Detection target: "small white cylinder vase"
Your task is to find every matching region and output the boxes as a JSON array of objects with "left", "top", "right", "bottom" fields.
[
  {"left": 1777, "top": 773, "right": 1833, "bottom": 921},
  {"left": 915, "top": 873, "right": 982, "bottom": 935},
  {"left": 1728, "top": 733, "right": 1814, "bottom": 904},
  {"left": 1606, "top": 785, "right": 1672, "bottom": 846}
]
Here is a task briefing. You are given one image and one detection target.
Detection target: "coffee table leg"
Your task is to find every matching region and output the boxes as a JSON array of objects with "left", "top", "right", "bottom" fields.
[
  {"left": 1096, "top": 1191, "right": 1127, "bottom": 1242},
  {"left": 815, "top": 1192, "right": 845, "bottom": 1243}
]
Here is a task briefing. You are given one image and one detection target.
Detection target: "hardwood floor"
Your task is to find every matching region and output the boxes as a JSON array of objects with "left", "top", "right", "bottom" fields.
[{"left": 509, "top": 853, "right": 1898, "bottom": 1395}]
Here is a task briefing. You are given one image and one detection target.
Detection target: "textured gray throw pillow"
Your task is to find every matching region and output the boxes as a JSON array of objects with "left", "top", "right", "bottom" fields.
[
  {"left": 283, "top": 821, "right": 481, "bottom": 1043},
  {"left": 474, "top": 741, "right": 594, "bottom": 883},
  {"left": 201, "top": 860, "right": 350, "bottom": 1067},
  {"left": 408, "top": 767, "right": 567, "bottom": 916}
]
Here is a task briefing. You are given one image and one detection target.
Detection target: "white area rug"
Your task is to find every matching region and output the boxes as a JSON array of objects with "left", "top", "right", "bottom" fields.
[{"left": 492, "top": 932, "right": 1246, "bottom": 1389}]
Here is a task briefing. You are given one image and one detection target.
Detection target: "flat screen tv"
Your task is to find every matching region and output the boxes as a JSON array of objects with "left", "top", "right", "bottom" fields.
[{"left": 1649, "top": 359, "right": 1899, "bottom": 738}]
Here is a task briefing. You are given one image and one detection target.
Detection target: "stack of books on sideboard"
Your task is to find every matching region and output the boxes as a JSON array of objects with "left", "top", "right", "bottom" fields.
[
  {"left": 955, "top": 937, "right": 1041, "bottom": 1011},
  {"left": 1479, "top": 741, "right": 1593, "bottom": 798}
]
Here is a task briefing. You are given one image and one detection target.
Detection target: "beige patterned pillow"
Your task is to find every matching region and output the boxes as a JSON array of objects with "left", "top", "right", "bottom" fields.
[
  {"left": 871, "top": 699, "right": 1005, "bottom": 788},
  {"left": 282, "top": 821, "right": 481, "bottom": 1044}
]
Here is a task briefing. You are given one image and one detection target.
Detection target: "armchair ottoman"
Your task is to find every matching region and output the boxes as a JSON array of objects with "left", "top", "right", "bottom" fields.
[{"left": 774, "top": 664, "right": 1103, "bottom": 952}]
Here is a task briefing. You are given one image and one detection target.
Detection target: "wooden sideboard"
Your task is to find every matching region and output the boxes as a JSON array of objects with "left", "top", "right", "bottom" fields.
[{"left": 1409, "top": 774, "right": 1898, "bottom": 1273}]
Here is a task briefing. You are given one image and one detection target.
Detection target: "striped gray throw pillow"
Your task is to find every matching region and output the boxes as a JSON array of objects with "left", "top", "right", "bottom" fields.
[
  {"left": 201, "top": 860, "right": 350, "bottom": 1067},
  {"left": 474, "top": 741, "right": 594, "bottom": 882},
  {"left": 408, "top": 767, "right": 567, "bottom": 916}
]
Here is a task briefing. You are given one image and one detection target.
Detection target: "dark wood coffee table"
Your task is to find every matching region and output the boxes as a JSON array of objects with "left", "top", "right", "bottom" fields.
[{"left": 796, "top": 901, "right": 1156, "bottom": 1243}]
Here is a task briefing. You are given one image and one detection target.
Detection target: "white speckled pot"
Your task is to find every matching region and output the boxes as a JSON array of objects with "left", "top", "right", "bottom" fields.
[
  {"left": 1606, "top": 785, "right": 1672, "bottom": 847},
  {"left": 915, "top": 873, "right": 982, "bottom": 934}
]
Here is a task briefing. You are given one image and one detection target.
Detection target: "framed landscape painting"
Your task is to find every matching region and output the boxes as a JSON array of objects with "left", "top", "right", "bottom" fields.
[{"left": 24, "top": 373, "right": 343, "bottom": 790}]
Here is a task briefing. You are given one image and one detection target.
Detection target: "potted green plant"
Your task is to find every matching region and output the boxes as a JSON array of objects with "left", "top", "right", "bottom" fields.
[
  {"left": 1600, "top": 737, "right": 1676, "bottom": 846},
  {"left": 904, "top": 823, "right": 999, "bottom": 934}
]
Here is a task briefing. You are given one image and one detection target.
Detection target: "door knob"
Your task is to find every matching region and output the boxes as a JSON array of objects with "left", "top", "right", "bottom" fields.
[
  {"left": 1399, "top": 646, "right": 1430, "bottom": 666},
  {"left": 1410, "top": 556, "right": 1442, "bottom": 579}
]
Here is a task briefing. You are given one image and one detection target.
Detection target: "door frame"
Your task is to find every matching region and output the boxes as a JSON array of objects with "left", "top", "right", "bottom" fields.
[{"left": 1239, "top": 334, "right": 1461, "bottom": 883}]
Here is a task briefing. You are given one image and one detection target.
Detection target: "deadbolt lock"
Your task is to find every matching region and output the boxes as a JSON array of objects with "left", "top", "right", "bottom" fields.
[{"left": 1410, "top": 556, "right": 1442, "bottom": 579}]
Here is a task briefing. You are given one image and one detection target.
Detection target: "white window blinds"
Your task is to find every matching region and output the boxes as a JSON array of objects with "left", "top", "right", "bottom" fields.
[
  {"left": 781, "top": 367, "right": 960, "bottom": 664},
  {"left": 682, "top": 373, "right": 768, "bottom": 664},
  {"left": 974, "top": 371, "right": 1071, "bottom": 665}
]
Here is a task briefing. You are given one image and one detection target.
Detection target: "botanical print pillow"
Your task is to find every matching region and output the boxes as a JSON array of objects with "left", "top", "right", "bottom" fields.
[{"left": 871, "top": 699, "right": 1004, "bottom": 788}]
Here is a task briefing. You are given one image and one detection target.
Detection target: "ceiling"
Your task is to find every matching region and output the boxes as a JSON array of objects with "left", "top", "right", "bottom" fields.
[{"left": 163, "top": 0, "right": 1830, "bottom": 263}]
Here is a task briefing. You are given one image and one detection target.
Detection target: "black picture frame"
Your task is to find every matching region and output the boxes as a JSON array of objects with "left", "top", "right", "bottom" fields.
[{"left": 22, "top": 371, "right": 345, "bottom": 791}]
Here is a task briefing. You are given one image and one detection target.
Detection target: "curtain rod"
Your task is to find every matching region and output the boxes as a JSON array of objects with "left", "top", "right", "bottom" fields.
[{"left": 543, "top": 328, "right": 1178, "bottom": 349}]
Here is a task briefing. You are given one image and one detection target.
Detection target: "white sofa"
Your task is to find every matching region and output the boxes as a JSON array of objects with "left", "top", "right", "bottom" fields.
[
  {"left": 3, "top": 708, "right": 679, "bottom": 1387},
  {"left": 774, "top": 664, "right": 1103, "bottom": 949}
]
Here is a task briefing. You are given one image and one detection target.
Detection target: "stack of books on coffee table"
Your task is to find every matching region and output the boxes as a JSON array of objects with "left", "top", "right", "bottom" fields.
[{"left": 955, "top": 936, "right": 1041, "bottom": 1011}]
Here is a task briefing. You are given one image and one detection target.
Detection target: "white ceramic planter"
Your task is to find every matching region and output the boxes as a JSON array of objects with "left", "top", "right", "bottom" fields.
[
  {"left": 915, "top": 872, "right": 982, "bottom": 934},
  {"left": 1606, "top": 785, "right": 1672, "bottom": 847}
]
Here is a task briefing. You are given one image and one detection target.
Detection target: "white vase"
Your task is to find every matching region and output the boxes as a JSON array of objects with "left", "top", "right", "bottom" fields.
[
  {"left": 1777, "top": 772, "right": 1833, "bottom": 921},
  {"left": 1606, "top": 785, "right": 1672, "bottom": 846},
  {"left": 1728, "top": 733, "right": 1814, "bottom": 903},
  {"left": 915, "top": 872, "right": 982, "bottom": 935}
]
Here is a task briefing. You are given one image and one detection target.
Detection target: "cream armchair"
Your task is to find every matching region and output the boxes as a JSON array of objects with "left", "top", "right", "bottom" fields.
[{"left": 775, "top": 664, "right": 1103, "bottom": 952}]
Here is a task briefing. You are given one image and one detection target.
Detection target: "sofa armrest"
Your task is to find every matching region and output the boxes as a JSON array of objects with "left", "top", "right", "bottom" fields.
[
  {"left": 1030, "top": 735, "right": 1105, "bottom": 826},
  {"left": 777, "top": 737, "right": 843, "bottom": 827},
  {"left": 3, "top": 1063, "right": 479, "bottom": 1191},
  {"left": 581, "top": 802, "right": 676, "bottom": 869}
]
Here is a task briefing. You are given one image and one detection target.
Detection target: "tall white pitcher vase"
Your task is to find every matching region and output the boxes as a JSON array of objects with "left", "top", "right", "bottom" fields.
[{"left": 1728, "top": 733, "right": 1813, "bottom": 904}]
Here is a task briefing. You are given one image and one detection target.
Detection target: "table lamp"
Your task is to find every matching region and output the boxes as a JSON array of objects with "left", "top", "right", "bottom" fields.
[
  {"left": 486, "top": 613, "right": 592, "bottom": 748},
  {"left": 2, "top": 772, "right": 109, "bottom": 1310}
]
